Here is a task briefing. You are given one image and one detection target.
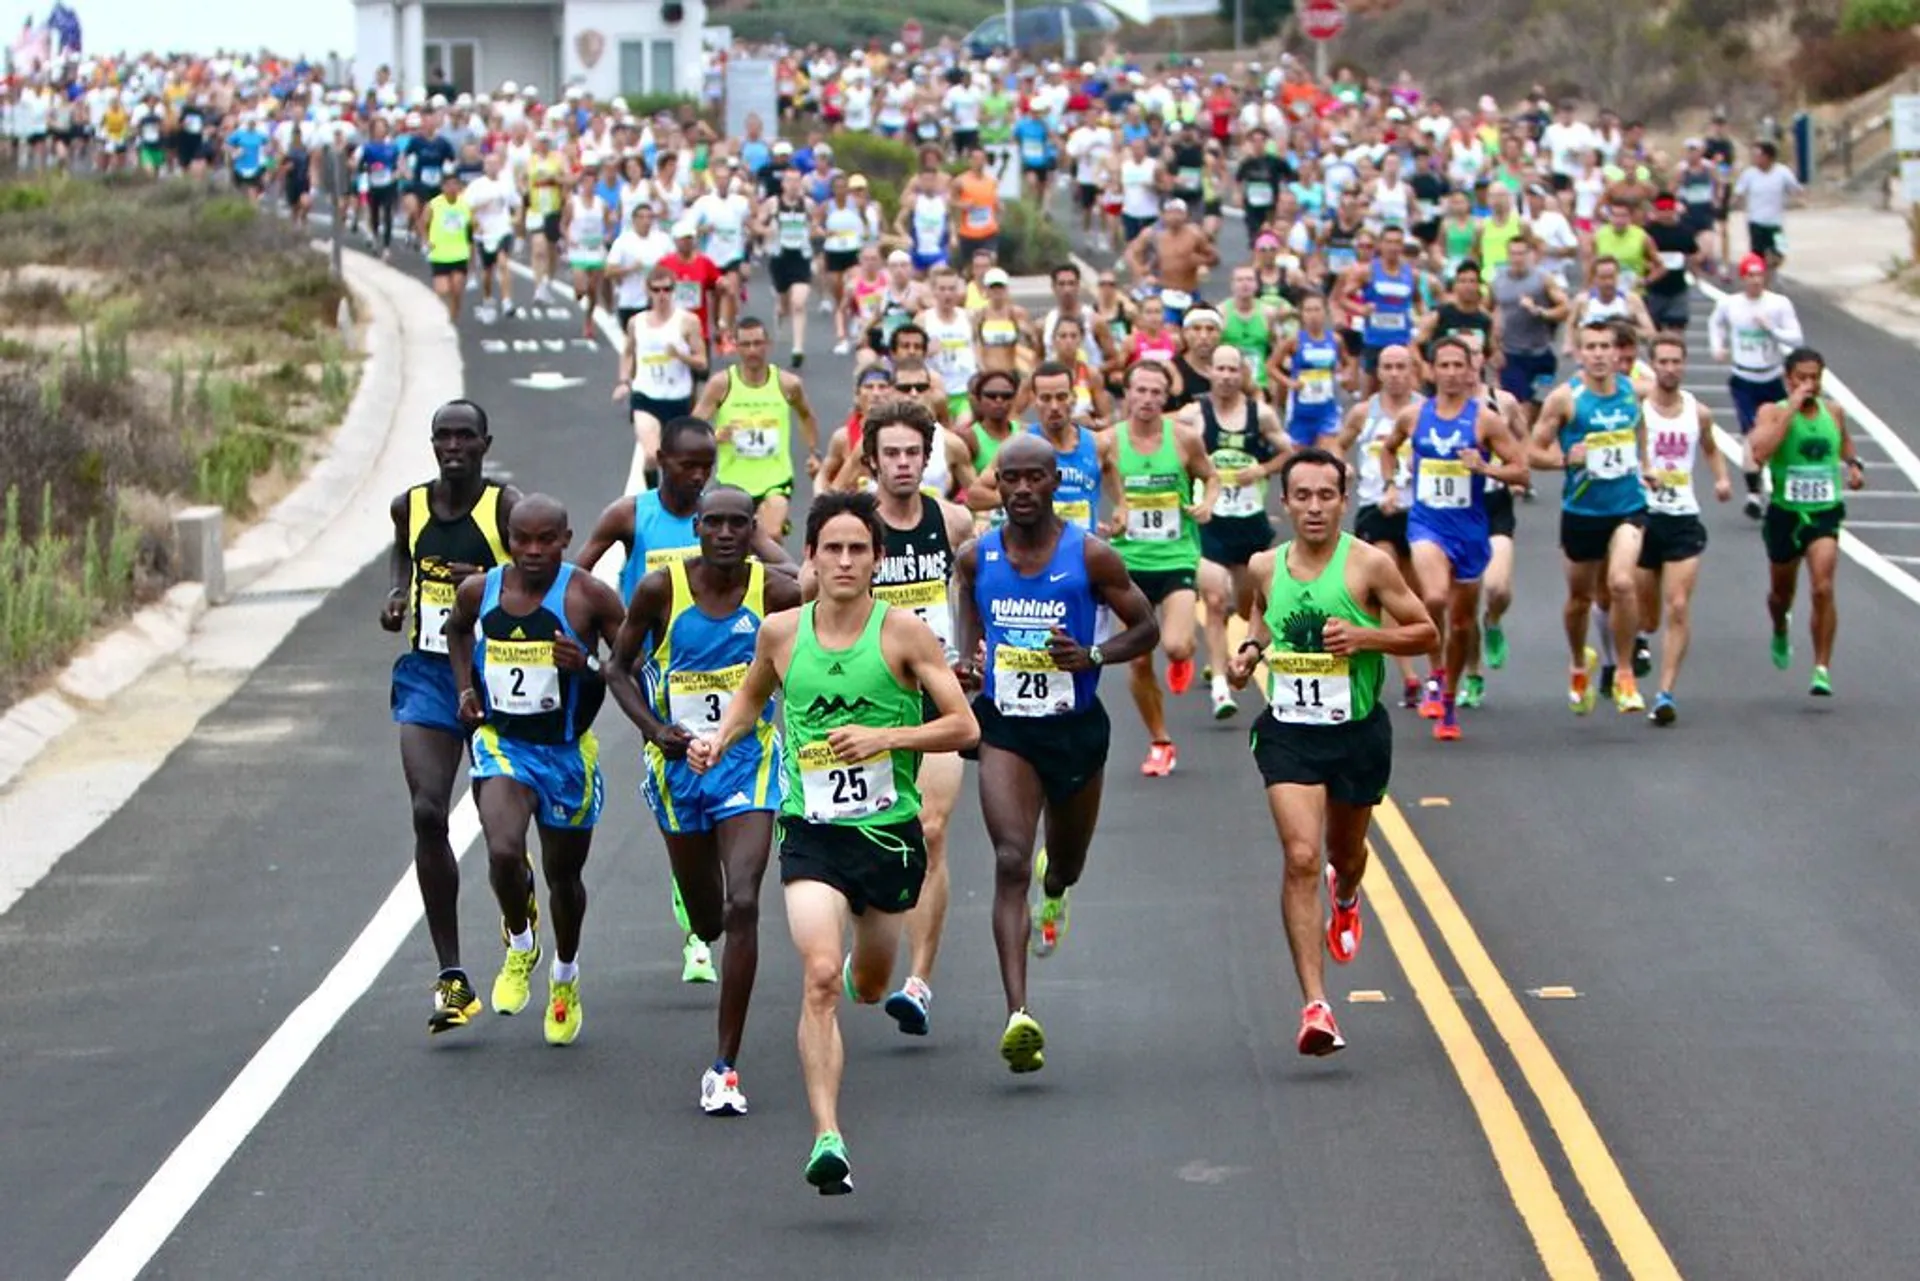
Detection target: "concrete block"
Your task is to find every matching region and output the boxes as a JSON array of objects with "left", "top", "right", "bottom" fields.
[{"left": 174, "top": 505, "right": 226, "bottom": 603}]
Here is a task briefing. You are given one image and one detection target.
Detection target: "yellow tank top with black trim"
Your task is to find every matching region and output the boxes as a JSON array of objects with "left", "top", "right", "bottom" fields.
[
  {"left": 714, "top": 367, "right": 795, "bottom": 497},
  {"left": 407, "top": 483, "right": 509, "bottom": 655}
]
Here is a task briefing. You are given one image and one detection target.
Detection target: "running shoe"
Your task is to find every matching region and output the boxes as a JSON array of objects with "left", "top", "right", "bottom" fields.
[
  {"left": 1141, "top": 741, "right": 1178, "bottom": 777},
  {"left": 1401, "top": 676, "right": 1422, "bottom": 709},
  {"left": 805, "top": 1132, "right": 853, "bottom": 1195},
  {"left": 544, "top": 977, "right": 583, "bottom": 1046},
  {"left": 1744, "top": 494, "right": 1764, "bottom": 520},
  {"left": 1435, "top": 701, "right": 1462, "bottom": 741},
  {"left": 1570, "top": 646, "right": 1598, "bottom": 715},
  {"left": 1650, "top": 691, "right": 1677, "bottom": 726},
  {"left": 1458, "top": 674, "right": 1486, "bottom": 708},
  {"left": 1613, "top": 673, "right": 1645, "bottom": 714},
  {"left": 1031, "top": 847, "right": 1070, "bottom": 957},
  {"left": 1167, "top": 656, "right": 1195, "bottom": 696},
  {"left": 1211, "top": 686, "right": 1238, "bottom": 720},
  {"left": 841, "top": 952, "right": 858, "bottom": 1003},
  {"left": 1810, "top": 665, "right": 1833, "bottom": 697},
  {"left": 884, "top": 975, "right": 933, "bottom": 1036},
  {"left": 1418, "top": 676, "right": 1445, "bottom": 720},
  {"left": 700, "top": 1065, "right": 748, "bottom": 1116},
  {"left": 1296, "top": 1000, "right": 1346, "bottom": 1057},
  {"left": 491, "top": 942, "right": 542, "bottom": 1016},
  {"left": 1631, "top": 634, "right": 1653, "bottom": 679},
  {"left": 1324, "top": 865, "right": 1362, "bottom": 965},
  {"left": 1484, "top": 619, "right": 1509, "bottom": 669},
  {"left": 999, "top": 1009, "right": 1047, "bottom": 1074},
  {"left": 499, "top": 852, "right": 539, "bottom": 946},
  {"left": 831, "top": 338, "right": 851, "bottom": 356},
  {"left": 1598, "top": 663, "right": 1616, "bottom": 701},
  {"left": 1771, "top": 618, "right": 1793, "bottom": 670},
  {"left": 682, "top": 935, "right": 717, "bottom": 984},
  {"left": 428, "top": 970, "right": 481, "bottom": 1035}
]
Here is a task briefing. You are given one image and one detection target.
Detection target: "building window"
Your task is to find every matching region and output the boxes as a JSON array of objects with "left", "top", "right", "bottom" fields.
[
  {"left": 650, "top": 40, "right": 676, "bottom": 96},
  {"left": 619, "top": 41, "right": 645, "bottom": 98},
  {"left": 422, "top": 39, "right": 479, "bottom": 95}
]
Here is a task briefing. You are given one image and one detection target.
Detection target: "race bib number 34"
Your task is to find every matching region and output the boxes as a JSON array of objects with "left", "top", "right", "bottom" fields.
[
  {"left": 796, "top": 741, "right": 898, "bottom": 822},
  {"left": 1268, "top": 652, "right": 1353, "bottom": 726},
  {"left": 993, "top": 645, "right": 1069, "bottom": 718}
]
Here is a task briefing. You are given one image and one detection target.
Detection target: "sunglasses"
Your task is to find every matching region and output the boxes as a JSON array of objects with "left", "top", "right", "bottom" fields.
[
  {"left": 895, "top": 381, "right": 930, "bottom": 393},
  {"left": 978, "top": 389, "right": 1014, "bottom": 400},
  {"left": 649, "top": 284, "right": 674, "bottom": 293}
]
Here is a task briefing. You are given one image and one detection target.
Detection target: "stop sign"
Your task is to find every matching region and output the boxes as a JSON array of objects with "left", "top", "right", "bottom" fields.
[
  {"left": 1301, "top": 0, "right": 1346, "bottom": 40},
  {"left": 901, "top": 19, "right": 924, "bottom": 48}
]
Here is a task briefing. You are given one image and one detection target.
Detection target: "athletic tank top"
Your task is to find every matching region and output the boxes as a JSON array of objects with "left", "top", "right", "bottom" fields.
[
  {"left": 1767, "top": 398, "right": 1845, "bottom": 515},
  {"left": 911, "top": 193, "right": 949, "bottom": 257},
  {"left": 1200, "top": 396, "right": 1278, "bottom": 522},
  {"left": 1029, "top": 423, "right": 1102, "bottom": 531},
  {"left": 714, "top": 368, "right": 793, "bottom": 495},
  {"left": 406, "top": 482, "right": 509, "bottom": 654},
  {"left": 781, "top": 602, "right": 922, "bottom": 828},
  {"left": 648, "top": 560, "right": 776, "bottom": 766},
  {"left": 1262, "top": 532, "right": 1383, "bottom": 725},
  {"left": 924, "top": 308, "right": 978, "bottom": 390},
  {"left": 1289, "top": 329, "right": 1341, "bottom": 420},
  {"left": 567, "top": 194, "right": 608, "bottom": 259},
  {"left": 475, "top": 564, "right": 600, "bottom": 745},
  {"left": 873, "top": 499, "right": 957, "bottom": 660},
  {"left": 1561, "top": 379, "right": 1647, "bottom": 518},
  {"left": 1115, "top": 419, "right": 1199, "bottom": 571},
  {"left": 823, "top": 198, "right": 864, "bottom": 253},
  {"left": 630, "top": 313, "right": 693, "bottom": 403},
  {"left": 1361, "top": 258, "right": 1417, "bottom": 348},
  {"left": 1221, "top": 302, "right": 1274, "bottom": 388},
  {"left": 975, "top": 523, "right": 1099, "bottom": 717},
  {"left": 1354, "top": 395, "right": 1415, "bottom": 508},
  {"left": 1478, "top": 213, "right": 1522, "bottom": 272},
  {"left": 1643, "top": 392, "right": 1703, "bottom": 517},
  {"left": 619, "top": 491, "right": 700, "bottom": 606},
  {"left": 1408, "top": 395, "right": 1490, "bottom": 542}
]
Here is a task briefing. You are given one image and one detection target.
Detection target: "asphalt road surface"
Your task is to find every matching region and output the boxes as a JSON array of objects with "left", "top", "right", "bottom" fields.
[{"left": 8, "top": 219, "right": 1920, "bottom": 1281}]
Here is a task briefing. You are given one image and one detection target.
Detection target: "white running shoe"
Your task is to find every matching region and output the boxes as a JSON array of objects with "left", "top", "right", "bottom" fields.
[
  {"left": 700, "top": 1065, "right": 748, "bottom": 1116},
  {"left": 832, "top": 338, "right": 851, "bottom": 356}
]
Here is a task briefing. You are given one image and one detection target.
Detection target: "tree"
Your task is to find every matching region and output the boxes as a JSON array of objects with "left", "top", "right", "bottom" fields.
[{"left": 1223, "top": 0, "right": 1295, "bottom": 43}]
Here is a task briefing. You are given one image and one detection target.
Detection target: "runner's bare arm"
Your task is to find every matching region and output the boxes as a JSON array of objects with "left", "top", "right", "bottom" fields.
[
  {"left": 871, "top": 611, "right": 978, "bottom": 754},
  {"left": 610, "top": 569, "right": 681, "bottom": 750},
  {"left": 781, "top": 370, "right": 821, "bottom": 457},
  {"left": 1226, "top": 549, "right": 1274, "bottom": 690},
  {"left": 1473, "top": 412, "right": 1534, "bottom": 488},
  {"left": 1529, "top": 386, "right": 1575, "bottom": 468},
  {"left": 1697, "top": 401, "right": 1734, "bottom": 500},
  {"left": 951, "top": 539, "right": 984, "bottom": 687},
  {"left": 690, "top": 610, "right": 794, "bottom": 769},
  {"left": 1084, "top": 537, "right": 1160, "bottom": 665},
  {"left": 572, "top": 495, "right": 635, "bottom": 572},
  {"left": 444, "top": 575, "right": 489, "bottom": 718},
  {"left": 1179, "top": 422, "right": 1221, "bottom": 519},
  {"left": 1747, "top": 400, "right": 1792, "bottom": 467},
  {"left": 580, "top": 574, "right": 650, "bottom": 730},
  {"left": 691, "top": 368, "right": 730, "bottom": 424},
  {"left": 382, "top": 492, "right": 412, "bottom": 629}
]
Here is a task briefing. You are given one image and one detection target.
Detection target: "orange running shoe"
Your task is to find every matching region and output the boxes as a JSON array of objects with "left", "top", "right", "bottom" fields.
[
  {"left": 1167, "top": 656, "right": 1195, "bottom": 695},
  {"left": 1434, "top": 701, "right": 1462, "bottom": 741},
  {"left": 1418, "top": 675, "right": 1445, "bottom": 719},
  {"left": 1325, "top": 865, "right": 1362, "bottom": 964},
  {"left": 1297, "top": 1000, "right": 1346, "bottom": 1056},
  {"left": 1140, "top": 740, "right": 1178, "bottom": 777}
]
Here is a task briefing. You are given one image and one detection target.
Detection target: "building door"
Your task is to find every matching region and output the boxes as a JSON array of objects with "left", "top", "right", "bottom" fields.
[{"left": 422, "top": 39, "right": 480, "bottom": 95}]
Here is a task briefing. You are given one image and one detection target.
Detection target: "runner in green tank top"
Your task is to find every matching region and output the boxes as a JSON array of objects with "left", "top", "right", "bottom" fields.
[
  {"left": 1220, "top": 264, "right": 1279, "bottom": 391},
  {"left": 1750, "top": 347, "right": 1865, "bottom": 695},
  {"left": 1226, "top": 448, "right": 1436, "bottom": 1058},
  {"left": 1108, "top": 361, "right": 1220, "bottom": 778},
  {"left": 687, "top": 491, "right": 976, "bottom": 1196},
  {"left": 693, "top": 319, "right": 822, "bottom": 542}
]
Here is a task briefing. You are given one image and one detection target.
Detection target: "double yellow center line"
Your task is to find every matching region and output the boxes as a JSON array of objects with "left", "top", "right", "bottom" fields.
[{"left": 1366, "top": 795, "right": 1682, "bottom": 1280}]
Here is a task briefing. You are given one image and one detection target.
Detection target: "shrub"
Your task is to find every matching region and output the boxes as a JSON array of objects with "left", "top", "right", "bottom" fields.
[
  {"left": 1797, "top": 27, "right": 1920, "bottom": 101},
  {"left": 822, "top": 131, "right": 922, "bottom": 191},
  {"left": 1840, "top": 0, "right": 1920, "bottom": 34},
  {"left": 621, "top": 92, "right": 704, "bottom": 121},
  {"left": 996, "top": 198, "right": 1073, "bottom": 277}
]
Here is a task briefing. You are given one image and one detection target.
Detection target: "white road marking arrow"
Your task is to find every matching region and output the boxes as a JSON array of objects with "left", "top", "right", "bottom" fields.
[{"left": 510, "top": 371, "right": 586, "bottom": 391}]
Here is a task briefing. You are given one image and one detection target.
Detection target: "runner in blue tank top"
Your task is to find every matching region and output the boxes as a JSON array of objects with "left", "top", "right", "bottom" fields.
[
  {"left": 614, "top": 486, "right": 804, "bottom": 1119},
  {"left": 1531, "top": 321, "right": 1651, "bottom": 717},
  {"left": 1353, "top": 227, "right": 1421, "bottom": 393},
  {"left": 976, "top": 361, "right": 1120, "bottom": 535},
  {"left": 953, "top": 433, "right": 1158, "bottom": 1076},
  {"left": 1277, "top": 294, "right": 1349, "bottom": 448},
  {"left": 1375, "top": 336, "right": 1530, "bottom": 741}
]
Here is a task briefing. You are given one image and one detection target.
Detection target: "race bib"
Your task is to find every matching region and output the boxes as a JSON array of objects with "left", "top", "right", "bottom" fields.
[
  {"left": 1660, "top": 250, "right": 1685, "bottom": 270},
  {"left": 1784, "top": 466, "right": 1835, "bottom": 506},
  {"left": 1161, "top": 288, "right": 1193, "bottom": 311},
  {"left": 1733, "top": 327, "right": 1770, "bottom": 367},
  {"left": 1214, "top": 481, "right": 1265, "bottom": 519},
  {"left": 1021, "top": 139, "right": 1045, "bottom": 161},
  {"left": 966, "top": 205, "right": 993, "bottom": 229},
  {"left": 918, "top": 121, "right": 941, "bottom": 141},
  {"left": 796, "top": 741, "right": 898, "bottom": 822},
  {"left": 417, "top": 580, "right": 456, "bottom": 654},
  {"left": 644, "top": 544, "right": 699, "bottom": 573},
  {"left": 641, "top": 352, "right": 678, "bottom": 392},
  {"left": 1370, "top": 309, "right": 1408, "bottom": 331},
  {"left": 778, "top": 216, "right": 809, "bottom": 251},
  {"left": 484, "top": 640, "right": 561, "bottom": 716},
  {"left": 667, "top": 664, "right": 744, "bottom": 730},
  {"left": 993, "top": 645, "right": 1070, "bottom": 717},
  {"left": 1416, "top": 458, "right": 1471, "bottom": 510},
  {"left": 1176, "top": 166, "right": 1202, "bottom": 190},
  {"left": 1245, "top": 181, "right": 1274, "bottom": 206},
  {"left": 732, "top": 423, "right": 780, "bottom": 459},
  {"left": 1126, "top": 491, "right": 1181, "bottom": 541},
  {"left": 1268, "top": 652, "right": 1352, "bottom": 726},
  {"left": 1056, "top": 498, "right": 1093, "bottom": 528},
  {"left": 1586, "top": 428, "right": 1637, "bottom": 481},
  {"left": 874, "top": 580, "right": 954, "bottom": 657},
  {"left": 1297, "top": 368, "right": 1333, "bottom": 405},
  {"left": 672, "top": 280, "right": 701, "bottom": 311}
]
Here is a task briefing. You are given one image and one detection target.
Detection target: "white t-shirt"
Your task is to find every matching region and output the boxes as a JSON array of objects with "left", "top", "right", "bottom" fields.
[
  {"left": 463, "top": 175, "right": 519, "bottom": 248},
  {"left": 1736, "top": 165, "right": 1799, "bottom": 227},
  {"left": 692, "top": 190, "right": 752, "bottom": 264},
  {"left": 944, "top": 85, "right": 982, "bottom": 131},
  {"left": 607, "top": 228, "right": 676, "bottom": 309},
  {"left": 1541, "top": 121, "right": 1593, "bottom": 176}
]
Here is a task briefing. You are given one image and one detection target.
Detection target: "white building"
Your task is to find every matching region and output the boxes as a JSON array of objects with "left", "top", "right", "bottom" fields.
[{"left": 352, "top": 0, "right": 709, "bottom": 102}]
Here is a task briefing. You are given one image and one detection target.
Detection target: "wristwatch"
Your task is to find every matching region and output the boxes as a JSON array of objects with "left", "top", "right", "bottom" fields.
[{"left": 1088, "top": 644, "right": 1105, "bottom": 668}]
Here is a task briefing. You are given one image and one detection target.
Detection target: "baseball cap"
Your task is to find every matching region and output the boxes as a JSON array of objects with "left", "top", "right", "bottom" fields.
[
  {"left": 1739, "top": 253, "right": 1768, "bottom": 277},
  {"left": 1254, "top": 231, "right": 1282, "bottom": 249},
  {"left": 1652, "top": 193, "right": 1678, "bottom": 210},
  {"left": 887, "top": 249, "right": 913, "bottom": 266},
  {"left": 983, "top": 268, "right": 1010, "bottom": 287},
  {"left": 672, "top": 217, "right": 699, "bottom": 238},
  {"left": 848, "top": 173, "right": 869, "bottom": 189},
  {"left": 773, "top": 139, "right": 793, "bottom": 154}
]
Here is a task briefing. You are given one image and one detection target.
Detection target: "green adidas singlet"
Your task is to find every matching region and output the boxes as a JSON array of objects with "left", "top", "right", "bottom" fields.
[
  {"left": 1767, "top": 398, "right": 1845, "bottom": 516},
  {"left": 781, "top": 601, "right": 923, "bottom": 828},
  {"left": 1221, "top": 302, "right": 1274, "bottom": 389},
  {"left": 1263, "top": 533, "right": 1384, "bottom": 727},
  {"left": 1115, "top": 417, "right": 1200, "bottom": 573}
]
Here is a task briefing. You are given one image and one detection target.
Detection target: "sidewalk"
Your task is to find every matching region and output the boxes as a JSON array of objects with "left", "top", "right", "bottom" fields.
[{"left": 0, "top": 251, "right": 459, "bottom": 915}]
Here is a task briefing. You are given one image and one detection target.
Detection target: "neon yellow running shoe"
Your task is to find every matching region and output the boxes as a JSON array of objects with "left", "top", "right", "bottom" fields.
[
  {"left": 491, "top": 943, "right": 542, "bottom": 1016},
  {"left": 682, "top": 935, "right": 716, "bottom": 984},
  {"left": 1000, "top": 1009, "right": 1046, "bottom": 1074},
  {"left": 1030, "top": 848, "right": 1070, "bottom": 958},
  {"left": 1569, "top": 645, "right": 1599, "bottom": 716},
  {"left": 545, "top": 977, "right": 583, "bottom": 1046}
]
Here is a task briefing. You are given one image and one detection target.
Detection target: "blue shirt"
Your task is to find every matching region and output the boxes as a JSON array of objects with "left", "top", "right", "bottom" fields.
[
  {"left": 740, "top": 139, "right": 771, "bottom": 175},
  {"left": 1013, "top": 117, "right": 1053, "bottom": 166},
  {"left": 619, "top": 491, "right": 699, "bottom": 605},
  {"left": 359, "top": 139, "right": 399, "bottom": 187},
  {"left": 975, "top": 524, "right": 1100, "bottom": 717},
  {"left": 1026, "top": 424, "right": 1101, "bottom": 533},
  {"left": 1560, "top": 379, "right": 1648, "bottom": 518},
  {"left": 227, "top": 128, "right": 268, "bottom": 177},
  {"left": 1407, "top": 396, "right": 1491, "bottom": 544}
]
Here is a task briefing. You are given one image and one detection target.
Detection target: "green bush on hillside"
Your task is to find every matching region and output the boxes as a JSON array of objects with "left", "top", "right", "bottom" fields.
[
  {"left": 1839, "top": 0, "right": 1920, "bottom": 33},
  {"left": 997, "top": 199, "right": 1073, "bottom": 277}
]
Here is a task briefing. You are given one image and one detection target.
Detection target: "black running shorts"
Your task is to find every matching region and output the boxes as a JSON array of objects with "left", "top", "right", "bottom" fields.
[
  {"left": 1249, "top": 704, "right": 1392, "bottom": 807},
  {"left": 967, "top": 696, "right": 1110, "bottom": 807},
  {"left": 778, "top": 815, "right": 926, "bottom": 915}
]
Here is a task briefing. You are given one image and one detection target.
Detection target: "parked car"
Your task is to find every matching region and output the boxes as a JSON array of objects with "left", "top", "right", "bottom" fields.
[{"left": 964, "top": 4, "right": 1121, "bottom": 59}]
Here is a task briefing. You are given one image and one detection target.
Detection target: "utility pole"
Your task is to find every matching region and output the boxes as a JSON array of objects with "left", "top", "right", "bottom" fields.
[
  {"left": 1234, "top": 0, "right": 1245, "bottom": 51},
  {"left": 328, "top": 145, "right": 345, "bottom": 280}
]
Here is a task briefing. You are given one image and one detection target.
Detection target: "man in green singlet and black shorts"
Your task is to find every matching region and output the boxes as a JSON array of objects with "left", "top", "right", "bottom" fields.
[
  {"left": 1750, "top": 347, "right": 1865, "bottom": 696},
  {"left": 1109, "top": 360, "right": 1222, "bottom": 777},
  {"left": 693, "top": 317, "right": 823, "bottom": 542},
  {"left": 1227, "top": 448, "right": 1436, "bottom": 1056},
  {"left": 379, "top": 399, "right": 519, "bottom": 1035},
  {"left": 688, "top": 491, "right": 977, "bottom": 1195}
]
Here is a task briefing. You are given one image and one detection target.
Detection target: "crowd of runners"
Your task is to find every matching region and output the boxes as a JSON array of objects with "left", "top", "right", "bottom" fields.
[{"left": 8, "top": 36, "right": 1863, "bottom": 1198}]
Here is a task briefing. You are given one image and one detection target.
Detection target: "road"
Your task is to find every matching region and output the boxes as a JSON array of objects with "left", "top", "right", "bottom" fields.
[{"left": 6, "top": 215, "right": 1920, "bottom": 1281}]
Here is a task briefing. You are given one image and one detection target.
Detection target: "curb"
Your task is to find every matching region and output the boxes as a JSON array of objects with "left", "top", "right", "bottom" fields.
[{"left": 0, "top": 250, "right": 453, "bottom": 794}]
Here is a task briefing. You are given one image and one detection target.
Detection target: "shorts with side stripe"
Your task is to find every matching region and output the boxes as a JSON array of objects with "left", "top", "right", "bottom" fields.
[
  {"left": 643, "top": 726, "right": 782, "bottom": 834},
  {"left": 471, "top": 727, "right": 605, "bottom": 830}
]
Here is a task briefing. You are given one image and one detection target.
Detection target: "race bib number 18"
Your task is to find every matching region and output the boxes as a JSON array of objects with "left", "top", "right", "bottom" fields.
[{"left": 1126, "top": 491, "right": 1181, "bottom": 542}]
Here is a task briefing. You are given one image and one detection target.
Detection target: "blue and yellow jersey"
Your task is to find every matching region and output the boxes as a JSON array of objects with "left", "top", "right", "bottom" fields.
[{"left": 407, "top": 482, "right": 508, "bottom": 656}]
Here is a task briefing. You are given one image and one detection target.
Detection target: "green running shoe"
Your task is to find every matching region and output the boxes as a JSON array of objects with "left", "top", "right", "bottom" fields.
[
  {"left": 1030, "top": 848, "right": 1070, "bottom": 957},
  {"left": 1458, "top": 674, "right": 1486, "bottom": 708},
  {"left": 1771, "top": 617, "right": 1793, "bottom": 671},
  {"left": 805, "top": 1132, "right": 853, "bottom": 1195},
  {"left": 1484, "top": 620, "right": 1509, "bottom": 670},
  {"left": 1809, "top": 665, "right": 1833, "bottom": 697},
  {"left": 999, "top": 1009, "right": 1046, "bottom": 1074},
  {"left": 682, "top": 935, "right": 716, "bottom": 984}
]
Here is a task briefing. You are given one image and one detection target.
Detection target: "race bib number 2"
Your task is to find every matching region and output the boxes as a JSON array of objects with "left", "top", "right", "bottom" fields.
[
  {"left": 483, "top": 641, "right": 561, "bottom": 715},
  {"left": 416, "top": 580, "right": 456, "bottom": 654}
]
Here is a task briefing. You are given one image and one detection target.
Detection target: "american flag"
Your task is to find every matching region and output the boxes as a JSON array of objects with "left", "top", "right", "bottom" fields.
[{"left": 47, "top": 3, "right": 81, "bottom": 53}]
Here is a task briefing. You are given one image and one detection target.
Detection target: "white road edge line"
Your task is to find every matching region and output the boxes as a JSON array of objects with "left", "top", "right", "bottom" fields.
[
  {"left": 68, "top": 379, "right": 638, "bottom": 1281},
  {"left": 1695, "top": 277, "right": 1920, "bottom": 608}
]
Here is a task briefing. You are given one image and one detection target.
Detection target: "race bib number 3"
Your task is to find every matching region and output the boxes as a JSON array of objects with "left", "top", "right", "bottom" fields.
[
  {"left": 1784, "top": 466, "right": 1836, "bottom": 506},
  {"left": 1268, "top": 652, "right": 1353, "bottom": 726},
  {"left": 1586, "top": 428, "right": 1637, "bottom": 481},
  {"left": 993, "top": 645, "right": 1069, "bottom": 718},
  {"left": 667, "top": 664, "right": 745, "bottom": 730},
  {"left": 1416, "top": 458, "right": 1471, "bottom": 510},
  {"left": 417, "top": 580, "right": 456, "bottom": 654},
  {"left": 1126, "top": 491, "right": 1181, "bottom": 542},
  {"left": 796, "top": 741, "right": 898, "bottom": 822},
  {"left": 484, "top": 640, "right": 561, "bottom": 715}
]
